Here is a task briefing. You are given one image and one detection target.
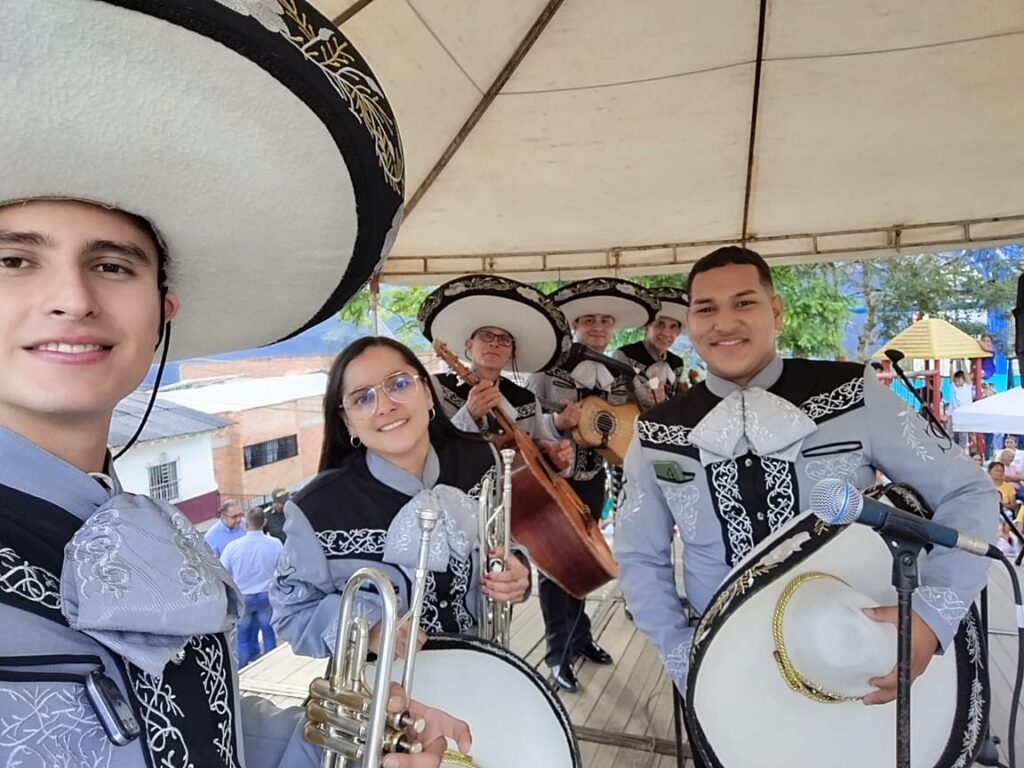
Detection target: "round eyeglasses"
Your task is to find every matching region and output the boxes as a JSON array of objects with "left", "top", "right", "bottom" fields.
[
  {"left": 473, "top": 329, "right": 514, "bottom": 347},
  {"left": 341, "top": 372, "right": 424, "bottom": 418}
]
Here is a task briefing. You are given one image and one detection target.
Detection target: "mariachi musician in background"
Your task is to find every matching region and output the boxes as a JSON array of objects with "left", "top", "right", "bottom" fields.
[
  {"left": 527, "top": 278, "right": 660, "bottom": 692},
  {"left": 418, "top": 275, "right": 575, "bottom": 471},
  {"left": 612, "top": 286, "right": 691, "bottom": 407}
]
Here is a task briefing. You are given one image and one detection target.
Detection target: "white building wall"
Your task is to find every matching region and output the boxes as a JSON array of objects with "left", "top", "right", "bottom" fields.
[{"left": 112, "top": 433, "right": 218, "bottom": 502}]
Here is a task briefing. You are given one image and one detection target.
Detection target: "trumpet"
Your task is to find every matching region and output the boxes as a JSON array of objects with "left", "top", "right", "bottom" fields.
[
  {"left": 305, "top": 504, "right": 443, "bottom": 767},
  {"left": 478, "top": 448, "right": 515, "bottom": 648}
]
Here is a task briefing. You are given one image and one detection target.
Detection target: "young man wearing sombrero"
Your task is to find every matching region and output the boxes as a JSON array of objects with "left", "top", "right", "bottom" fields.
[
  {"left": 611, "top": 286, "right": 690, "bottom": 407},
  {"left": 526, "top": 277, "right": 660, "bottom": 692},
  {"left": 418, "top": 274, "right": 574, "bottom": 470},
  {"left": 0, "top": 2, "right": 468, "bottom": 766},
  {"left": 615, "top": 247, "right": 995, "bottom": 766}
]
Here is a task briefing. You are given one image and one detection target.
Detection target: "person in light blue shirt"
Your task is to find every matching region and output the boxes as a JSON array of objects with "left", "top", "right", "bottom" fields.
[
  {"left": 222, "top": 507, "right": 284, "bottom": 666},
  {"left": 205, "top": 498, "right": 247, "bottom": 556}
]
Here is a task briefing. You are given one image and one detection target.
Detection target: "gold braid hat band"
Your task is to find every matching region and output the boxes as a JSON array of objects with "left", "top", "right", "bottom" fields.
[
  {"left": 771, "top": 571, "right": 862, "bottom": 705},
  {"left": 442, "top": 750, "right": 483, "bottom": 767}
]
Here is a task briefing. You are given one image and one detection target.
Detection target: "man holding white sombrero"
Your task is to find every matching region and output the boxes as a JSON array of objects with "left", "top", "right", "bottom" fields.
[
  {"left": 0, "top": 2, "right": 467, "bottom": 766},
  {"left": 616, "top": 247, "right": 995, "bottom": 766},
  {"left": 527, "top": 277, "right": 660, "bottom": 692},
  {"left": 612, "top": 285, "right": 690, "bottom": 406},
  {"left": 417, "top": 274, "right": 574, "bottom": 471}
]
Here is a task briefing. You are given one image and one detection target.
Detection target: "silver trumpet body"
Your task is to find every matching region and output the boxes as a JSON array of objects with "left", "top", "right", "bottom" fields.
[
  {"left": 305, "top": 505, "right": 443, "bottom": 767},
  {"left": 478, "top": 448, "right": 515, "bottom": 648}
]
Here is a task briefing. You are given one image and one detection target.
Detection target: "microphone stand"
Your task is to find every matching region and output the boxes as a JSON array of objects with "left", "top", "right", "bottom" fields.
[{"left": 879, "top": 529, "right": 926, "bottom": 768}]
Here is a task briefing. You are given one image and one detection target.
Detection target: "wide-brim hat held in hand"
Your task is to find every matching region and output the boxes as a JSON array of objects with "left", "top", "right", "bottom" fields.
[
  {"left": 686, "top": 487, "right": 988, "bottom": 768},
  {"left": 3, "top": 0, "right": 403, "bottom": 360}
]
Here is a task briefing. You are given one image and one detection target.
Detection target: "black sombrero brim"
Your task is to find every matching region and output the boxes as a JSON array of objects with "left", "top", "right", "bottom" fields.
[
  {"left": 650, "top": 288, "right": 689, "bottom": 328},
  {"left": 3, "top": 0, "right": 403, "bottom": 361},
  {"left": 418, "top": 275, "right": 571, "bottom": 373},
  {"left": 549, "top": 278, "right": 659, "bottom": 330},
  {"left": 685, "top": 509, "right": 987, "bottom": 768}
]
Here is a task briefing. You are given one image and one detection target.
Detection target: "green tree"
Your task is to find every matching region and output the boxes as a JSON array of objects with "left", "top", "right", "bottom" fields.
[
  {"left": 851, "top": 247, "right": 1020, "bottom": 357},
  {"left": 771, "top": 264, "right": 851, "bottom": 358},
  {"left": 338, "top": 284, "right": 433, "bottom": 350}
]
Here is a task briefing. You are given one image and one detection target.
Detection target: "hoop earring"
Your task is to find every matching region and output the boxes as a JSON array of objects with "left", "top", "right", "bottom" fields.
[
  {"left": 349, "top": 435, "right": 361, "bottom": 448},
  {"left": 428, "top": 407, "right": 436, "bottom": 421}
]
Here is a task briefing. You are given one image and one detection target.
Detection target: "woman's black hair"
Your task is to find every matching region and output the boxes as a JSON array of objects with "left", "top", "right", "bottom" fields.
[{"left": 319, "top": 336, "right": 483, "bottom": 472}]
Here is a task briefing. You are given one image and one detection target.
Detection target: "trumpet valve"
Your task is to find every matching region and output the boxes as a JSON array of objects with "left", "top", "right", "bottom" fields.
[{"left": 387, "top": 710, "right": 426, "bottom": 734}]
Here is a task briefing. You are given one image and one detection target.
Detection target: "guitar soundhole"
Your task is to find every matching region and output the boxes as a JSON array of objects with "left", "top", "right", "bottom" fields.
[{"left": 595, "top": 412, "right": 616, "bottom": 436}]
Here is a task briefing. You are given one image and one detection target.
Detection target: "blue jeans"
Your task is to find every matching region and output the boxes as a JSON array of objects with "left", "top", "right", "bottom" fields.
[{"left": 237, "top": 592, "right": 276, "bottom": 668}]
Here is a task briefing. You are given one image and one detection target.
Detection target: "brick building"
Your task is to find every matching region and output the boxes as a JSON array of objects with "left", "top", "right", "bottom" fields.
[{"left": 158, "top": 373, "right": 327, "bottom": 507}]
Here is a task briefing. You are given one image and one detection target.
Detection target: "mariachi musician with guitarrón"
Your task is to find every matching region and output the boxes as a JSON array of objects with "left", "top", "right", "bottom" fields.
[
  {"left": 419, "top": 273, "right": 618, "bottom": 598},
  {"left": 527, "top": 278, "right": 660, "bottom": 692},
  {"left": 418, "top": 275, "right": 576, "bottom": 472}
]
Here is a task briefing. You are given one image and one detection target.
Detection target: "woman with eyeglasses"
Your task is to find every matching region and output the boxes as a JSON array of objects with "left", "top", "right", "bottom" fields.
[
  {"left": 270, "top": 336, "right": 532, "bottom": 660},
  {"left": 417, "top": 275, "right": 575, "bottom": 472}
]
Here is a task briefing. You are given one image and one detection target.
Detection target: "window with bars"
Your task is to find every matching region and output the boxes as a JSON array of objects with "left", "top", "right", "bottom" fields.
[
  {"left": 148, "top": 460, "right": 180, "bottom": 501},
  {"left": 244, "top": 434, "right": 299, "bottom": 471}
]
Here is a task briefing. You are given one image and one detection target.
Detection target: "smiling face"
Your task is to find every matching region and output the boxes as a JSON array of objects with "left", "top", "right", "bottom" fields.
[
  {"left": 687, "top": 263, "right": 783, "bottom": 386},
  {"left": 340, "top": 344, "right": 433, "bottom": 464},
  {"left": 646, "top": 315, "right": 683, "bottom": 355},
  {"left": 0, "top": 200, "right": 178, "bottom": 436},
  {"left": 573, "top": 314, "right": 615, "bottom": 351}
]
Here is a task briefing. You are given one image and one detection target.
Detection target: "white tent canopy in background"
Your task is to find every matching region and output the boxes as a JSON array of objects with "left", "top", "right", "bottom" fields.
[
  {"left": 952, "top": 388, "right": 1024, "bottom": 434},
  {"left": 313, "top": 0, "right": 1024, "bottom": 284}
]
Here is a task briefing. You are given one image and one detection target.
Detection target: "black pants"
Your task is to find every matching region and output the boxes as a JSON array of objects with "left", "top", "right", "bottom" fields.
[{"left": 539, "top": 472, "right": 605, "bottom": 668}]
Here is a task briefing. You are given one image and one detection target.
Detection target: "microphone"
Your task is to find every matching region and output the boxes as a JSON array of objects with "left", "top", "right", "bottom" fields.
[
  {"left": 810, "top": 479, "right": 998, "bottom": 559},
  {"left": 884, "top": 348, "right": 905, "bottom": 366},
  {"left": 562, "top": 343, "right": 640, "bottom": 379}
]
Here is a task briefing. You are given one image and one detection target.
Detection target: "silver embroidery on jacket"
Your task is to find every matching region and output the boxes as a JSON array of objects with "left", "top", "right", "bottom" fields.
[
  {"left": 800, "top": 377, "right": 864, "bottom": 420},
  {"left": 128, "top": 667, "right": 193, "bottom": 767},
  {"left": 916, "top": 586, "right": 968, "bottom": 628},
  {"left": 317, "top": 528, "right": 387, "bottom": 557},
  {"left": 804, "top": 450, "right": 864, "bottom": 483},
  {"left": 0, "top": 683, "right": 114, "bottom": 767},
  {"left": 664, "top": 636, "right": 693, "bottom": 691},
  {"left": 638, "top": 421, "right": 693, "bottom": 448},
  {"left": 71, "top": 508, "right": 130, "bottom": 599},
  {"left": 709, "top": 460, "right": 754, "bottom": 564},
  {"left": 657, "top": 482, "right": 699, "bottom": 542},
  {"left": 450, "top": 556, "right": 475, "bottom": 632},
  {"left": 0, "top": 546, "right": 61, "bottom": 611},
  {"left": 193, "top": 636, "right": 236, "bottom": 765},
  {"left": 761, "top": 456, "right": 797, "bottom": 531}
]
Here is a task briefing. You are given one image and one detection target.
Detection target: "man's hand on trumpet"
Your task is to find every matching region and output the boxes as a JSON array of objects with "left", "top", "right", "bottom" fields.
[
  {"left": 378, "top": 682, "right": 472, "bottom": 768},
  {"left": 482, "top": 545, "right": 530, "bottom": 604},
  {"left": 370, "top": 620, "right": 427, "bottom": 659}
]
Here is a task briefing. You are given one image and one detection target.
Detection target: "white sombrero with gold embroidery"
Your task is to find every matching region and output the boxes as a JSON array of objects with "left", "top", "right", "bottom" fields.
[
  {"left": 2, "top": 0, "right": 403, "bottom": 360},
  {"left": 685, "top": 488, "right": 988, "bottom": 768}
]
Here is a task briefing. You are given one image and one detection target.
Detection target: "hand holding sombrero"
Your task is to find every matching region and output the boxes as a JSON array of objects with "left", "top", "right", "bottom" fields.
[{"left": 685, "top": 487, "right": 988, "bottom": 768}]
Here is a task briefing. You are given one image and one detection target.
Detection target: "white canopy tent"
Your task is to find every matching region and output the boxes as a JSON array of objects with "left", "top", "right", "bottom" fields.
[
  {"left": 952, "top": 387, "right": 1024, "bottom": 434},
  {"left": 313, "top": 0, "right": 1024, "bottom": 283}
]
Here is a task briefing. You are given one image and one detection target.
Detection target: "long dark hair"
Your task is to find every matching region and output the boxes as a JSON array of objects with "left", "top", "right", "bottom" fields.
[{"left": 319, "top": 336, "right": 481, "bottom": 471}]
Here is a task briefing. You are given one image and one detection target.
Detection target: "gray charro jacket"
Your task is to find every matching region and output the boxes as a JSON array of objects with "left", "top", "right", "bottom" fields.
[
  {"left": 271, "top": 437, "right": 529, "bottom": 658},
  {"left": 0, "top": 428, "right": 316, "bottom": 768},
  {"left": 615, "top": 357, "right": 995, "bottom": 691}
]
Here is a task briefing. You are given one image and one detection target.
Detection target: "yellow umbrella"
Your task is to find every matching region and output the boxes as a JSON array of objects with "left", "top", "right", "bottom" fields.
[{"left": 872, "top": 318, "right": 992, "bottom": 361}]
